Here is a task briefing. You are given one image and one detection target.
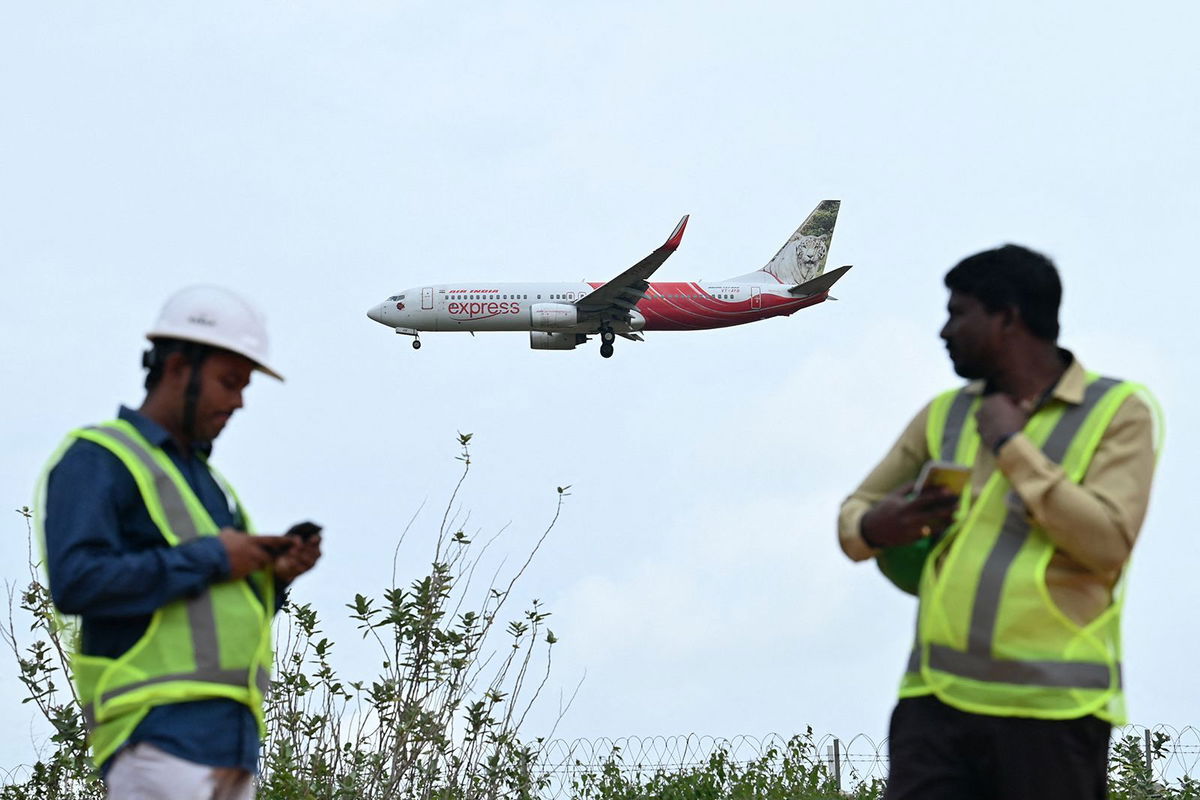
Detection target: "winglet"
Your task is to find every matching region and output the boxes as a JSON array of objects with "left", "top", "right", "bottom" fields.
[
  {"left": 665, "top": 215, "right": 689, "bottom": 251},
  {"left": 575, "top": 214, "right": 691, "bottom": 314},
  {"left": 788, "top": 264, "right": 852, "bottom": 297}
]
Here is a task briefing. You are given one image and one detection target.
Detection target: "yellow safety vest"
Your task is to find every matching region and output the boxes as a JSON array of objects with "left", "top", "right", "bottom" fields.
[
  {"left": 35, "top": 420, "right": 275, "bottom": 767},
  {"left": 900, "top": 374, "right": 1145, "bottom": 724}
]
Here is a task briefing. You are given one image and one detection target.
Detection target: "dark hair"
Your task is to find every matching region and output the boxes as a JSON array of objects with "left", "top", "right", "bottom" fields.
[
  {"left": 944, "top": 244, "right": 1061, "bottom": 341},
  {"left": 142, "top": 338, "right": 214, "bottom": 391}
]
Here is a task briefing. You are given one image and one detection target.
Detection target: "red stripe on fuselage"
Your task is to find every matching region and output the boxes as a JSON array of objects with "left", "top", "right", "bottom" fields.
[{"left": 583, "top": 281, "right": 826, "bottom": 331}]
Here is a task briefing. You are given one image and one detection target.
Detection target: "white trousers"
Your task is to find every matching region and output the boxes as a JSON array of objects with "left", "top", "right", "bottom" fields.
[{"left": 104, "top": 743, "right": 255, "bottom": 800}]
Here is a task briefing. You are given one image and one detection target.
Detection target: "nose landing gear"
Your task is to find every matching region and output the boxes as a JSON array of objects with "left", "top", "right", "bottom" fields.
[{"left": 395, "top": 327, "right": 421, "bottom": 350}]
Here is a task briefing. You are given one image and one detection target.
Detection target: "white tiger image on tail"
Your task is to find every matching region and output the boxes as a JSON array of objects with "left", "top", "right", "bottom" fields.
[
  {"left": 759, "top": 200, "right": 840, "bottom": 284},
  {"left": 792, "top": 234, "right": 829, "bottom": 283}
]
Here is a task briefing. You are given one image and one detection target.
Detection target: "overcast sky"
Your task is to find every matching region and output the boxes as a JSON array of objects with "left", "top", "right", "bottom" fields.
[{"left": 2, "top": 1, "right": 1198, "bottom": 772}]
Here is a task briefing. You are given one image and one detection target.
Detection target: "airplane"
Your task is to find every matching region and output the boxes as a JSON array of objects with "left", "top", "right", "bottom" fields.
[{"left": 366, "top": 200, "right": 850, "bottom": 358}]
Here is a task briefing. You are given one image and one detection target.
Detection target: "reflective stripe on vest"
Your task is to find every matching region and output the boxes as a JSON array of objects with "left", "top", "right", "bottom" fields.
[
  {"left": 904, "top": 376, "right": 1129, "bottom": 706},
  {"left": 83, "top": 424, "right": 223, "bottom": 679},
  {"left": 903, "top": 387, "right": 979, "bottom": 674},
  {"left": 82, "top": 666, "right": 271, "bottom": 729},
  {"left": 939, "top": 390, "right": 975, "bottom": 462}
]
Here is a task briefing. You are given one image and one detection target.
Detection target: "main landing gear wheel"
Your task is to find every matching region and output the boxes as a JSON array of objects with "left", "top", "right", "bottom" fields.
[
  {"left": 600, "top": 342, "right": 614, "bottom": 358},
  {"left": 600, "top": 330, "right": 616, "bottom": 343},
  {"left": 412, "top": 340, "right": 421, "bottom": 350}
]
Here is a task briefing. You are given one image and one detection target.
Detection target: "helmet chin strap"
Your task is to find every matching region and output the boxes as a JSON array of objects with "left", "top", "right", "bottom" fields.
[{"left": 181, "top": 349, "right": 210, "bottom": 443}]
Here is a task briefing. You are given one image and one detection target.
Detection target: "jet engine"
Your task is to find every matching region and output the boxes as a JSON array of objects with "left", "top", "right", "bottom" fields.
[
  {"left": 529, "top": 303, "right": 578, "bottom": 330},
  {"left": 617, "top": 309, "right": 646, "bottom": 333},
  {"left": 530, "top": 331, "right": 587, "bottom": 351}
]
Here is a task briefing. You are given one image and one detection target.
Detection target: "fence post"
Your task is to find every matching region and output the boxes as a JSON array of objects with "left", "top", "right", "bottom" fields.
[
  {"left": 833, "top": 737, "right": 842, "bottom": 791},
  {"left": 1144, "top": 729, "right": 1152, "bottom": 776}
]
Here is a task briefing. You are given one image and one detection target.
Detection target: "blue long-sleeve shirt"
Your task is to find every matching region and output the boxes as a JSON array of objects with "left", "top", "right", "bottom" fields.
[{"left": 42, "top": 406, "right": 266, "bottom": 775}]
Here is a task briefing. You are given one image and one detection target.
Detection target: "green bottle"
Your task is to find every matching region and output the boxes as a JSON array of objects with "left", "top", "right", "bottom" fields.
[{"left": 876, "top": 537, "right": 932, "bottom": 596}]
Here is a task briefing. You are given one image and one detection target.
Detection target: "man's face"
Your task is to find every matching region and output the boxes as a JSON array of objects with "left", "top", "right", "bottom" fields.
[
  {"left": 939, "top": 290, "right": 1005, "bottom": 380},
  {"left": 191, "top": 351, "right": 254, "bottom": 442}
]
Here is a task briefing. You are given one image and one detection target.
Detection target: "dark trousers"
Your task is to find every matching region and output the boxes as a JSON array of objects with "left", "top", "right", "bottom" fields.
[{"left": 884, "top": 695, "right": 1111, "bottom": 800}]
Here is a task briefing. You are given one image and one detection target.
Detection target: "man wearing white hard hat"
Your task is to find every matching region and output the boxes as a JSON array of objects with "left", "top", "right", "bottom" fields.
[{"left": 35, "top": 286, "right": 321, "bottom": 799}]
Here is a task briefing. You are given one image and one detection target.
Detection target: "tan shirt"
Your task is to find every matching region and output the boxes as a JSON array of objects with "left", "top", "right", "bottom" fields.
[{"left": 838, "top": 358, "right": 1159, "bottom": 625}]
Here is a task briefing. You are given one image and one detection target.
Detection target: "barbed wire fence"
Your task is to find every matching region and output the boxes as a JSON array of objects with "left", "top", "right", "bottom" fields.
[
  {"left": 531, "top": 731, "right": 887, "bottom": 796},
  {"left": 1121, "top": 725, "right": 1200, "bottom": 783},
  {"left": 2, "top": 725, "right": 1197, "bottom": 795},
  {"left": 0, "top": 766, "right": 32, "bottom": 787},
  {"left": 529, "top": 724, "right": 1200, "bottom": 797}
]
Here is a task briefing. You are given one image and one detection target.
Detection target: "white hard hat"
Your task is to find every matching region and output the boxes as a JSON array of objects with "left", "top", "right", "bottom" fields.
[{"left": 146, "top": 285, "right": 283, "bottom": 381}]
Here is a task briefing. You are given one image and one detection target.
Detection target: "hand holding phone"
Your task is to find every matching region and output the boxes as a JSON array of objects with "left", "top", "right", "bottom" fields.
[
  {"left": 286, "top": 521, "right": 323, "bottom": 541},
  {"left": 257, "top": 522, "right": 323, "bottom": 559},
  {"left": 274, "top": 521, "right": 324, "bottom": 583}
]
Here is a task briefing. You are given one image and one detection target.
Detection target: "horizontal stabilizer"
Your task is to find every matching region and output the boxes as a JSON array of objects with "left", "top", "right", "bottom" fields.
[{"left": 789, "top": 265, "right": 851, "bottom": 297}]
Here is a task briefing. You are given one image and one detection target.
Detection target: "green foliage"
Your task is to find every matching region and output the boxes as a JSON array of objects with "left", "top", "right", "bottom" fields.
[
  {"left": 569, "top": 730, "right": 883, "bottom": 800},
  {"left": 797, "top": 201, "right": 839, "bottom": 237},
  {"left": 256, "top": 433, "right": 565, "bottom": 799},
  {"left": 1108, "top": 731, "right": 1200, "bottom": 800},
  {"left": 6, "top": 449, "right": 1200, "bottom": 800},
  {"left": 2, "top": 437, "right": 563, "bottom": 800},
  {"left": 0, "top": 508, "right": 102, "bottom": 800}
]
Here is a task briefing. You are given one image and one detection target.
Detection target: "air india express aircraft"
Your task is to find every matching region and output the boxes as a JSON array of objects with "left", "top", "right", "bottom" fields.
[{"left": 366, "top": 200, "right": 849, "bottom": 358}]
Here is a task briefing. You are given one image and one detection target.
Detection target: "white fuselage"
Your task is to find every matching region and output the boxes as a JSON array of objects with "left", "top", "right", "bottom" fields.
[{"left": 368, "top": 279, "right": 815, "bottom": 335}]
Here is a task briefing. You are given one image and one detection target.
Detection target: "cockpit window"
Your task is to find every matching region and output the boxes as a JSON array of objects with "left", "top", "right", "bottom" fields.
[{"left": 387, "top": 294, "right": 406, "bottom": 301}]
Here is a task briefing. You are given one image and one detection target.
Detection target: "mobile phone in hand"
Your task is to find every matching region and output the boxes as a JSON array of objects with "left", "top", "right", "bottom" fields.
[
  {"left": 286, "top": 521, "right": 323, "bottom": 541},
  {"left": 913, "top": 461, "right": 971, "bottom": 496}
]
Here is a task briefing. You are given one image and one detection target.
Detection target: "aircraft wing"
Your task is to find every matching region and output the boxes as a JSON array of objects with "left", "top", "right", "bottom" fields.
[
  {"left": 788, "top": 264, "right": 852, "bottom": 297},
  {"left": 575, "top": 215, "right": 689, "bottom": 320}
]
